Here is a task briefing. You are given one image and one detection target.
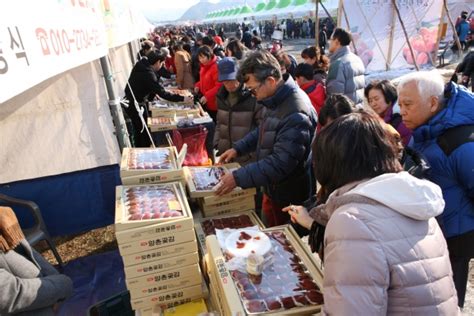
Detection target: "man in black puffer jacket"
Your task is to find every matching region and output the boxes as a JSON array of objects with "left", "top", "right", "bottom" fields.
[
  {"left": 216, "top": 50, "right": 318, "bottom": 227},
  {"left": 124, "top": 51, "right": 192, "bottom": 147}
]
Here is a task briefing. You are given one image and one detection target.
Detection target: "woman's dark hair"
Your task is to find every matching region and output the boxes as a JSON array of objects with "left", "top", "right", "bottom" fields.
[
  {"left": 183, "top": 43, "right": 192, "bottom": 55},
  {"left": 364, "top": 79, "right": 398, "bottom": 106},
  {"left": 313, "top": 111, "right": 403, "bottom": 195},
  {"left": 300, "top": 46, "right": 329, "bottom": 72},
  {"left": 238, "top": 50, "right": 282, "bottom": 83},
  {"left": 197, "top": 45, "right": 214, "bottom": 59},
  {"left": 295, "top": 63, "right": 314, "bottom": 81},
  {"left": 318, "top": 94, "right": 355, "bottom": 127},
  {"left": 226, "top": 39, "right": 246, "bottom": 60},
  {"left": 202, "top": 35, "right": 216, "bottom": 48},
  {"left": 331, "top": 28, "right": 352, "bottom": 46}
]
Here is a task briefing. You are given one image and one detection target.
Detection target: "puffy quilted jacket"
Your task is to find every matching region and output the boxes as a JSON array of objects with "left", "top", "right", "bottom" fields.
[
  {"left": 233, "top": 75, "right": 317, "bottom": 205},
  {"left": 317, "top": 172, "right": 459, "bottom": 315},
  {"left": 327, "top": 46, "right": 365, "bottom": 104},
  {"left": 412, "top": 82, "right": 474, "bottom": 239},
  {"left": 195, "top": 56, "right": 222, "bottom": 111}
]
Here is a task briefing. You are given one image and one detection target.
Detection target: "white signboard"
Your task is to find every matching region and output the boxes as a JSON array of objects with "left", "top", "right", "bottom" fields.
[{"left": 0, "top": 0, "right": 108, "bottom": 103}]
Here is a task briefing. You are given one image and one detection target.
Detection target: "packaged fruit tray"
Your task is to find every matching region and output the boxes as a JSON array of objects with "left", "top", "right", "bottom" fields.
[
  {"left": 120, "top": 147, "right": 186, "bottom": 185},
  {"left": 150, "top": 99, "right": 199, "bottom": 118},
  {"left": 195, "top": 211, "right": 265, "bottom": 257},
  {"left": 184, "top": 163, "right": 252, "bottom": 198},
  {"left": 115, "top": 182, "right": 191, "bottom": 231},
  {"left": 206, "top": 225, "right": 324, "bottom": 315}
]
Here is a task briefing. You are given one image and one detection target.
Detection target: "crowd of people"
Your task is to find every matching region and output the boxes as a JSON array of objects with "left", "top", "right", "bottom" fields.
[
  {"left": 3, "top": 17, "right": 472, "bottom": 315},
  {"left": 120, "top": 21, "right": 474, "bottom": 314}
]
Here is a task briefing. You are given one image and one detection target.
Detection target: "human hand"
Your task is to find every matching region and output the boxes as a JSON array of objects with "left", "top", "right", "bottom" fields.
[
  {"left": 200, "top": 96, "right": 207, "bottom": 105},
  {"left": 194, "top": 87, "right": 200, "bottom": 94},
  {"left": 217, "top": 148, "right": 238, "bottom": 164},
  {"left": 215, "top": 172, "right": 237, "bottom": 196},
  {"left": 184, "top": 95, "right": 193, "bottom": 103},
  {"left": 282, "top": 205, "right": 313, "bottom": 230}
]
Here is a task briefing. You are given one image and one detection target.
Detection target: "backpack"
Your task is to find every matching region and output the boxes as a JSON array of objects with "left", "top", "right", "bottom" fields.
[{"left": 437, "top": 125, "right": 474, "bottom": 156}]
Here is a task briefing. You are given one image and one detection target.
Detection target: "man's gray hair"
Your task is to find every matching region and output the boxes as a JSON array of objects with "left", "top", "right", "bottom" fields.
[
  {"left": 397, "top": 71, "right": 444, "bottom": 102},
  {"left": 238, "top": 50, "right": 282, "bottom": 83}
]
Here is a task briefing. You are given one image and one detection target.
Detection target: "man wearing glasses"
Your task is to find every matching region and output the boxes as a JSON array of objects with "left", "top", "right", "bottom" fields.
[{"left": 216, "top": 50, "right": 317, "bottom": 227}]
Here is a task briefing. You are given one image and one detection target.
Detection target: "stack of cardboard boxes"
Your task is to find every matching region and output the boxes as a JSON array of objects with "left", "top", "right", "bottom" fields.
[
  {"left": 184, "top": 163, "right": 256, "bottom": 217},
  {"left": 116, "top": 150, "right": 203, "bottom": 311}
]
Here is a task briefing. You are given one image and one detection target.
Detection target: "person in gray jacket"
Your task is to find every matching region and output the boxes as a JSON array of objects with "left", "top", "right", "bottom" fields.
[
  {"left": 326, "top": 28, "right": 365, "bottom": 104},
  {"left": 0, "top": 207, "right": 73, "bottom": 315},
  {"left": 214, "top": 57, "right": 263, "bottom": 166}
]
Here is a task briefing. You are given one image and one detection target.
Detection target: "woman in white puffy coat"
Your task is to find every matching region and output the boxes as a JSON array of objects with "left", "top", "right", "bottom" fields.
[{"left": 285, "top": 111, "right": 459, "bottom": 315}]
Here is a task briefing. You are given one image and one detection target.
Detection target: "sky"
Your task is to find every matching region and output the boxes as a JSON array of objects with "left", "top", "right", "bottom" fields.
[{"left": 136, "top": 0, "right": 217, "bottom": 23}]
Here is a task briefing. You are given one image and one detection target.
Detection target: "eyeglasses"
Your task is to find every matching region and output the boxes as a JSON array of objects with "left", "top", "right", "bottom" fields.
[{"left": 246, "top": 81, "right": 265, "bottom": 96}]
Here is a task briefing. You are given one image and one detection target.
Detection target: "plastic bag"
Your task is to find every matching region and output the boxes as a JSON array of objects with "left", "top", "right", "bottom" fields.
[{"left": 172, "top": 125, "right": 209, "bottom": 166}]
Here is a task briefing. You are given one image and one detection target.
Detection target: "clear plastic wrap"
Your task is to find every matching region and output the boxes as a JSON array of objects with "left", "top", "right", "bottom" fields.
[{"left": 127, "top": 148, "right": 172, "bottom": 170}]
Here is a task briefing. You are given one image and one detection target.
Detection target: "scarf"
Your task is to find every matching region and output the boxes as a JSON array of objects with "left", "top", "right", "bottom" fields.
[{"left": 0, "top": 207, "right": 25, "bottom": 252}]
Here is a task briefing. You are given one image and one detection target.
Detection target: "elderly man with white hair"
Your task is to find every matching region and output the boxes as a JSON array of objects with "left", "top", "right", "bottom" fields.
[{"left": 398, "top": 71, "right": 474, "bottom": 309}]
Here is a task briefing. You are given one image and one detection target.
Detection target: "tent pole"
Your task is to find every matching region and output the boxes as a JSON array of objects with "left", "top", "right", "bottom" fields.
[
  {"left": 319, "top": 1, "right": 336, "bottom": 26},
  {"left": 386, "top": 4, "right": 397, "bottom": 71},
  {"left": 315, "top": 0, "right": 320, "bottom": 49},
  {"left": 391, "top": 0, "right": 419, "bottom": 71},
  {"left": 443, "top": 0, "right": 462, "bottom": 58},
  {"left": 100, "top": 55, "right": 132, "bottom": 150},
  {"left": 340, "top": 1, "right": 358, "bottom": 55}
]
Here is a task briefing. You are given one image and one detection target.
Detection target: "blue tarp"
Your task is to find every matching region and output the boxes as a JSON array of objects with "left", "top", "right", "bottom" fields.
[
  {"left": 0, "top": 165, "right": 121, "bottom": 237},
  {"left": 58, "top": 250, "right": 126, "bottom": 315}
]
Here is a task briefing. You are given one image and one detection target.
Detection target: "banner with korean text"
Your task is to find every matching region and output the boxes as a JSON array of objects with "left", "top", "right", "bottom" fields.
[{"left": 0, "top": 0, "right": 108, "bottom": 103}]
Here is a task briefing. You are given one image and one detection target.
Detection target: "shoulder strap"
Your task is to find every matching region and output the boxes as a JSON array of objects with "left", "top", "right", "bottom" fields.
[{"left": 437, "top": 125, "right": 474, "bottom": 156}]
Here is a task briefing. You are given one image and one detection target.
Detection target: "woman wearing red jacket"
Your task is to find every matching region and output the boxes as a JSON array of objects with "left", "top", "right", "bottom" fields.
[{"left": 194, "top": 45, "right": 222, "bottom": 121}]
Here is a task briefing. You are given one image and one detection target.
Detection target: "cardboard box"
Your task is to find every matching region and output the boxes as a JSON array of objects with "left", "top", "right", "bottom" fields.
[
  {"left": 205, "top": 235, "right": 246, "bottom": 315},
  {"left": 128, "top": 264, "right": 202, "bottom": 300},
  {"left": 126, "top": 262, "right": 200, "bottom": 290},
  {"left": 115, "top": 214, "right": 194, "bottom": 245},
  {"left": 147, "top": 116, "right": 178, "bottom": 132},
  {"left": 131, "top": 283, "right": 203, "bottom": 310},
  {"left": 202, "top": 187, "right": 257, "bottom": 205},
  {"left": 124, "top": 251, "right": 199, "bottom": 279},
  {"left": 206, "top": 226, "right": 324, "bottom": 315},
  {"left": 120, "top": 147, "right": 186, "bottom": 182},
  {"left": 118, "top": 228, "right": 196, "bottom": 256},
  {"left": 185, "top": 163, "right": 253, "bottom": 199},
  {"left": 194, "top": 210, "right": 265, "bottom": 257},
  {"left": 149, "top": 100, "right": 199, "bottom": 118},
  {"left": 201, "top": 199, "right": 256, "bottom": 218},
  {"left": 114, "top": 182, "right": 191, "bottom": 232},
  {"left": 121, "top": 240, "right": 197, "bottom": 267}
]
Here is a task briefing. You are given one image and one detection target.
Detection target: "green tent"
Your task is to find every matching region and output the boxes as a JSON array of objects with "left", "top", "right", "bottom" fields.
[
  {"left": 264, "top": 0, "right": 277, "bottom": 11},
  {"left": 254, "top": 2, "right": 266, "bottom": 12},
  {"left": 232, "top": 7, "right": 241, "bottom": 15},
  {"left": 277, "top": 0, "right": 292, "bottom": 9},
  {"left": 292, "top": 0, "right": 308, "bottom": 6},
  {"left": 239, "top": 4, "right": 254, "bottom": 15},
  {"left": 223, "top": 9, "right": 231, "bottom": 16}
]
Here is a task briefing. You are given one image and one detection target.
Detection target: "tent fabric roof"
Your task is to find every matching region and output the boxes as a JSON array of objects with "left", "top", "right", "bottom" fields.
[
  {"left": 277, "top": 0, "right": 292, "bottom": 9},
  {"left": 255, "top": 2, "right": 266, "bottom": 12},
  {"left": 293, "top": 0, "right": 308, "bottom": 6},
  {"left": 239, "top": 5, "right": 253, "bottom": 15},
  {"left": 265, "top": 0, "right": 277, "bottom": 11}
]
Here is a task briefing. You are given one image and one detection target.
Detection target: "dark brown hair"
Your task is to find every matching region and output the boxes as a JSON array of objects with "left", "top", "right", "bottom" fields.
[
  {"left": 197, "top": 45, "right": 214, "bottom": 59},
  {"left": 313, "top": 111, "right": 402, "bottom": 195},
  {"left": 300, "top": 46, "right": 329, "bottom": 72},
  {"left": 364, "top": 79, "right": 398, "bottom": 106}
]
